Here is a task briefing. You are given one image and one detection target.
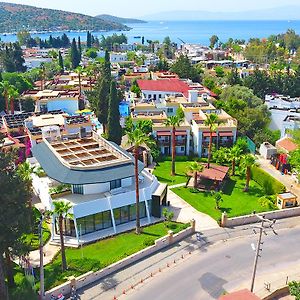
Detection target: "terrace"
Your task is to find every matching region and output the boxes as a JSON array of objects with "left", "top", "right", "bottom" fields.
[{"left": 47, "top": 135, "right": 132, "bottom": 170}]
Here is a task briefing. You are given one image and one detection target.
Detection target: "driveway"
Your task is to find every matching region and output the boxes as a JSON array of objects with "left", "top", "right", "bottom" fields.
[
  {"left": 167, "top": 187, "right": 219, "bottom": 231},
  {"left": 257, "top": 156, "right": 300, "bottom": 198}
]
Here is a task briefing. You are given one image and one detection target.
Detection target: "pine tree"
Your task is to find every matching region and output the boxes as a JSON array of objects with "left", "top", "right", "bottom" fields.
[
  {"left": 70, "top": 38, "right": 80, "bottom": 69},
  {"left": 58, "top": 50, "right": 64, "bottom": 73},
  {"left": 107, "top": 81, "right": 122, "bottom": 145},
  {"left": 87, "top": 31, "right": 92, "bottom": 48}
]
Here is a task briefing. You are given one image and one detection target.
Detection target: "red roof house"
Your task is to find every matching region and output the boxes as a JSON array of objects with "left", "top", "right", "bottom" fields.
[{"left": 218, "top": 289, "right": 261, "bottom": 300}]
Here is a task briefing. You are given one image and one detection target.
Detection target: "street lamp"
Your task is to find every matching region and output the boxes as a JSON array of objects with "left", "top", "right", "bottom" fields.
[{"left": 250, "top": 215, "right": 276, "bottom": 293}]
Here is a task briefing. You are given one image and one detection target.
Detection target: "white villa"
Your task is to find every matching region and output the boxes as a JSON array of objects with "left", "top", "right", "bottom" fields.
[{"left": 31, "top": 132, "right": 165, "bottom": 246}]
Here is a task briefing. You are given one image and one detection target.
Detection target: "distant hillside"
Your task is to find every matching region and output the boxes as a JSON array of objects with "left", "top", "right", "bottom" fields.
[
  {"left": 0, "top": 2, "right": 130, "bottom": 33},
  {"left": 143, "top": 5, "right": 300, "bottom": 20},
  {"left": 96, "top": 14, "right": 146, "bottom": 24}
]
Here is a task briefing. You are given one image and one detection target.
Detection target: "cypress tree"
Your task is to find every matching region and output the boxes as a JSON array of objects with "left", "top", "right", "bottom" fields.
[
  {"left": 97, "top": 77, "right": 110, "bottom": 133},
  {"left": 58, "top": 50, "right": 64, "bottom": 73},
  {"left": 103, "top": 50, "right": 111, "bottom": 82},
  {"left": 87, "top": 31, "right": 92, "bottom": 48},
  {"left": 107, "top": 81, "right": 122, "bottom": 145},
  {"left": 70, "top": 38, "right": 80, "bottom": 69},
  {"left": 78, "top": 37, "right": 82, "bottom": 60}
]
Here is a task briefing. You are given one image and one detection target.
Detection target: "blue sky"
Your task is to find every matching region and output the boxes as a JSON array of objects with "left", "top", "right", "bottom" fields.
[{"left": 3, "top": 0, "right": 300, "bottom": 17}]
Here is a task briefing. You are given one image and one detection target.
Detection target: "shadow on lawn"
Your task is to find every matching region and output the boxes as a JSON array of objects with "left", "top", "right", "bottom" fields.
[
  {"left": 155, "top": 174, "right": 186, "bottom": 184},
  {"left": 222, "top": 178, "right": 237, "bottom": 195}
]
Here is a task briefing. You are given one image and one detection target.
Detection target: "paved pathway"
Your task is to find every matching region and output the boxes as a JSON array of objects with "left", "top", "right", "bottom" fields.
[
  {"left": 29, "top": 241, "right": 60, "bottom": 267},
  {"left": 167, "top": 188, "right": 219, "bottom": 231},
  {"left": 257, "top": 156, "right": 300, "bottom": 198}
]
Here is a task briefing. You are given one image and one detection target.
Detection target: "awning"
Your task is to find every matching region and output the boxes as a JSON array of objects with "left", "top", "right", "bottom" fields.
[
  {"left": 219, "top": 131, "right": 233, "bottom": 137},
  {"left": 175, "top": 131, "right": 187, "bottom": 136},
  {"left": 203, "top": 132, "right": 217, "bottom": 137},
  {"left": 157, "top": 131, "right": 171, "bottom": 136}
]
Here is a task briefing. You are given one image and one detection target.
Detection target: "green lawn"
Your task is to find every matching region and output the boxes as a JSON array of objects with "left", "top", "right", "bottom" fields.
[
  {"left": 30, "top": 222, "right": 188, "bottom": 291},
  {"left": 172, "top": 177, "right": 277, "bottom": 221},
  {"left": 153, "top": 160, "right": 190, "bottom": 185},
  {"left": 22, "top": 221, "right": 51, "bottom": 251}
]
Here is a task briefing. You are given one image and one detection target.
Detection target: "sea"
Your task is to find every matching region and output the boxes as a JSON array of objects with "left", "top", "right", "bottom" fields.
[{"left": 1, "top": 20, "right": 300, "bottom": 46}]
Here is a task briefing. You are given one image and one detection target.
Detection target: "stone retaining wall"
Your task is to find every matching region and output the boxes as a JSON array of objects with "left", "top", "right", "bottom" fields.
[{"left": 44, "top": 220, "right": 195, "bottom": 300}]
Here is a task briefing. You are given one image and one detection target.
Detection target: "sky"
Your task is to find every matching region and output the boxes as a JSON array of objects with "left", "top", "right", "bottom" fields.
[{"left": 2, "top": 0, "right": 300, "bottom": 17}]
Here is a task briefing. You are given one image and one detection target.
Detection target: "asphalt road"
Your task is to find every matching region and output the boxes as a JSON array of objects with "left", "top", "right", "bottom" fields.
[
  {"left": 123, "top": 226, "right": 300, "bottom": 300},
  {"left": 76, "top": 218, "right": 300, "bottom": 300}
]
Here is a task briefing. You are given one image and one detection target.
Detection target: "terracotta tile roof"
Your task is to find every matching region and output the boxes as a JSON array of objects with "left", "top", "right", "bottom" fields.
[
  {"left": 218, "top": 289, "right": 261, "bottom": 300},
  {"left": 137, "top": 79, "right": 190, "bottom": 96},
  {"left": 276, "top": 137, "right": 298, "bottom": 153}
]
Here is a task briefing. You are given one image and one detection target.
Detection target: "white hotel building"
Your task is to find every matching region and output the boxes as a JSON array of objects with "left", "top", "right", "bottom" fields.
[{"left": 31, "top": 132, "right": 165, "bottom": 245}]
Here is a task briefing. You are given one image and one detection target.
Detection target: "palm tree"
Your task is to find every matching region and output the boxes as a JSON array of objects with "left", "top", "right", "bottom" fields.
[
  {"left": 51, "top": 201, "right": 73, "bottom": 271},
  {"left": 241, "top": 154, "right": 256, "bottom": 192},
  {"left": 229, "top": 145, "right": 242, "bottom": 176},
  {"left": 164, "top": 114, "right": 184, "bottom": 176},
  {"left": 127, "top": 128, "right": 155, "bottom": 234},
  {"left": 204, "top": 113, "right": 219, "bottom": 169},
  {"left": 7, "top": 87, "right": 19, "bottom": 115},
  {"left": 0, "top": 81, "right": 11, "bottom": 113},
  {"left": 187, "top": 161, "right": 204, "bottom": 189}
]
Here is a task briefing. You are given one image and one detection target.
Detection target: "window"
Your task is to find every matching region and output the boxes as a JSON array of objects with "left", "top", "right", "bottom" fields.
[
  {"left": 167, "top": 108, "right": 173, "bottom": 113},
  {"left": 110, "top": 179, "right": 121, "bottom": 190},
  {"left": 181, "top": 147, "right": 185, "bottom": 152},
  {"left": 94, "top": 213, "right": 103, "bottom": 231},
  {"left": 129, "top": 204, "right": 136, "bottom": 221},
  {"left": 73, "top": 184, "right": 84, "bottom": 194}
]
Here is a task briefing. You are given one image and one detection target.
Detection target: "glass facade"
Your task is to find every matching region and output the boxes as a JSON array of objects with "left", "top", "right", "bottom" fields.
[
  {"left": 77, "top": 210, "right": 112, "bottom": 236},
  {"left": 110, "top": 179, "right": 121, "bottom": 190},
  {"left": 55, "top": 218, "right": 76, "bottom": 237},
  {"left": 75, "top": 202, "right": 149, "bottom": 236}
]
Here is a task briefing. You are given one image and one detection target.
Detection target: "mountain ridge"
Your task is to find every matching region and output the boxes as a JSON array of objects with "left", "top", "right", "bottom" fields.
[
  {"left": 0, "top": 2, "right": 130, "bottom": 33},
  {"left": 96, "top": 14, "right": 146, "bottom": 24},
  {"left": 142, "top": 5, "right": 300, "bottom": 21}
]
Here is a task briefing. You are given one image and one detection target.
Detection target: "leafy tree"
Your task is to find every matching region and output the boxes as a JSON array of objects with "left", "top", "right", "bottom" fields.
[
  {"left": 187, "top": 161, "right": 204, "bottom": 188},
  {"left": 107, "top": 81, "right": 122, "bottom": 145},
  {"left": 241, "top": 154, "right": 256, "bottom": 192},
  {"left": 170, "top": 54, "right": 199, "bottom": 82},
  {"left": 127, "top": 128, "right": 154, "bottom": 234},
  {"left": 50, "top": 201, "right": 73, "bottom": 271},
  {"left": 0, "top": 135, "right": 32, "bottom": 296},
  {"left": 16, "top": 30, "right": 31, "bottom": 46},
  {"left": 289, "top": 281, "right": 300, "bottom": 300},
  {"left": 215, "top": 66, "right": 225, "bottom": 77},
  {"left": 58, "top": 50, "right": 64, "bottom": 73},
  {"left": 103, "top": 50, "right": 111, "bottom": 81},
  {"left": 229, "top": 145, "right": 243, "bottom": 175},
  {"left": 86, "top": 48, "right": 98, "bottom": 59},
  {"left": 204, "top": 113, "right": 219, "bottom": 169},
  {"left": 2, "top": 72, "right": 32, "bottom": 94},
  {"left": 78, "top": 37, "right": 82, "bottom": 60},
  {"left": 209, "top": 35, "right": 219, "bottom": 49},
  {"left": 0, "top": 81, "right": 11, "bottom": 113},
  {"left": 164, "top": 113, "right": 184, "bottom": 176},
  {"left": 227, "top": 68, "right": 242, "bottom": 85},
  {"left": 214, "top": 192, "right": 223, "bottom": 210},
  {"left": 162, "top": 208, "right": 174, "bottom": 227}
]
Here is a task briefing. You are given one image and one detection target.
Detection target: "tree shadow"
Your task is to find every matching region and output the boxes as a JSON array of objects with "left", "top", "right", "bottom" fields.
[
  {"left": 222, "top": 178, "right": 237, "bottom": 195},
  {"left": 218, "top": 207, "right": 232, "bottom": 214}
]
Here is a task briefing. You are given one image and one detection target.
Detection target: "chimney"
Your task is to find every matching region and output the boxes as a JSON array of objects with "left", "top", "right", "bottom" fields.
[{"left": 188, "top": 90, "right": 198, "bottom": 103}]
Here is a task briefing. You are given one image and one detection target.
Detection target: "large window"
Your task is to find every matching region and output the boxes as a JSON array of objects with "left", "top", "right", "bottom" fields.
[
  {"left": 110, "top": 179, "right": 121, "bottom": 190},
  {"left": 55, "top": 218, "right": 76, "bottom": 237},
  {"left": 73, "top": 184, "right": 84, "bottom": 194},
  {"left": 77, "top": 210, "right": 112, "bottom": 236}
]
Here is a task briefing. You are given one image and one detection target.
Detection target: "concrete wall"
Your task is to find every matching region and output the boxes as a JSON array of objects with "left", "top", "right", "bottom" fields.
[
  {"left": 222, "top": 207, "right": 300, "bottom": 227},
  {"left": 83, "top": 182, "right": 110, "bottom": 195},
  {"left": 44, "top": 221, "right": 195, "bottom": 300}
]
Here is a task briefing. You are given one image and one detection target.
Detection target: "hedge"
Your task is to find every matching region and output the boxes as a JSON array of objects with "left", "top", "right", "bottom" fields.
[{"left": 251, "top": 166, "right": 286, "bottom": 195}]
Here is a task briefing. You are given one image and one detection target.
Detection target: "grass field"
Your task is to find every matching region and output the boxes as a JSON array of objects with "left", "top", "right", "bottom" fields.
[{"left": 172, "top": 177, "right": 277, "bottom": 221}]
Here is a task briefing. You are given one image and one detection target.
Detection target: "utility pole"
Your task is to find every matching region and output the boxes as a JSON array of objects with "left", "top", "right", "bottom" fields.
[
  {"left": 39, "top": 212, "right": 45, "bottom": 300},
  {"left": 250, "top": 215, "right": 276, "bottom": 293}
]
